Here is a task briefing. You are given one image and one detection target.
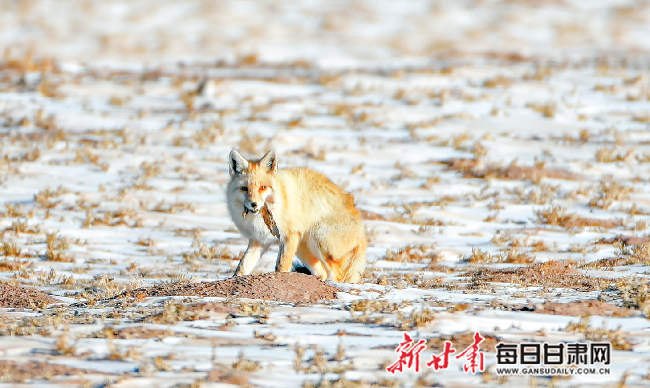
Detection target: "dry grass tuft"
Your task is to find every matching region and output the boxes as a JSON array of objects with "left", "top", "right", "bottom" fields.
[
  {"left": 348, "top": 299, "right": 401, "bottom": 315},
  {"left": 397, "top": 308, "right": 436, "bottom": 330},
  {"left": 0, "top": 242, "right": 23, "bottom": 258},
  {"left": 465, "top": 248, "right": 535, "bottom": 264},
  {"left": 3, "top": 220, "right": 40, "bottom": 235},
  {"left": 468, "top": 261, "right": 610, "bottom": 291},
  {"left": 384, "top": 244, "right": 439, "bottom": 263},
  {"left": 534, "top": 206, "right": 623, "bottom": 229},
  {"left": 149, "top": 200, "right": 194, "bottom": 214},
  {"left": 532, "top": 300, "right": 637, "bottom": 317},
  {"left": 0, "top": 360, "right": 105, "bottom": 383},
  {"left": 588, "top": 181, "right": 633, "bottom": 210},
  {"left": 566, "top": 315, "right": 634, "bottom": 351},
  {"left": 445, "top": 159, "right": 582, "bottom": 182},
  {"left": 615, "top": 279, "right": 650, "bottom": 316},
  {"left": 232, "top": 351, "right": 261, "bottom": 372},
  {"left": 182, "top": 244, "right": 235, "bottom": 262},
  {"left": 527, "top": 102, "right": 557, "bottom": 118},
  {"left": 483, "top": 75, "right": 513, "bottom": 89},
  {"left": 0, "top": 258, "right": 30, "bottom": 272},
  {"left": 595, "top": 148, "right": 635, "bottom": 163},
  {"left": 597, "top": 242, "right": 650, "bottom": 267}
]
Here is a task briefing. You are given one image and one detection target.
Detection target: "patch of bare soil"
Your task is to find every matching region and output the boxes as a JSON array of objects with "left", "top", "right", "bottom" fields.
[
  {"left": 469, "top": 261, "right": 610, "bottom": 291},
  {"left": 560, "top": 216, "right": 622, "bottom": 229},
  {"left": 530, "top": 300, "right": 639, "bottom": 317},
  {"left": 597, "top": 235, "right": 650, "bottom": 246},
  {"left": 0, "top": 282, "right": 61, "bottom": 308},
  {"left": 445, "top": 158, "right": 583, "bottom": 181},
  {"left": 207, "top": 370, "right": 250, "bottom": 385},
  {"left": 125, "top": 272, "right": 340, "bottom": 302},
  {"left": 0, "top": 360, "right": 106, "bottom": 383}
]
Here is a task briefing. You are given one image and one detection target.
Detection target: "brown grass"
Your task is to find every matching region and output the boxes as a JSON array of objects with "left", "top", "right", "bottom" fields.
[
  {"left": 0, "top": 242, "right": 23, "bottom": 258},
  {"left": 566, "top": 316, "right": 634, "bottom": 351},
  {"left": 615, "top": 279, "right": 650, "bottom": 315},
  {"left": 468, "top": 261, "right": 610, "bottom": 291},
  {"left": 101, "top": 327, "right": 180, "bottom": 340},
  {"left": 0, "top": 258, "right": 31, "bottom": 272},
  {"left": 465, "top": 247, "right": 535, "bottom": 264},
  {"left": 588, "top": 181, "right": 633, "bottom": 210},
  {"left": 483, "top": 75, "right": 513, "bottom": 89},
  {"left": 534, "top": 206, "right": 623, "bottom": 229},
  {"left": 527, "top": 102, "right": 557, "bottom": 118},
  {"left": 0, "top": 360, "right": 106, "bottom": 383},
  {"left": 3, "top": 220, "right": 40, "bottom": 235},
  {"left": 384, "top": 245, "right": 439, "bottom": 263},
  {"left": 595, "top": 147, "right": 635, "bottom": 163},
  {"left": 445, "top": 158, "right": 582, "bottom": 182},
  {"left": 588, "top": 241, "right": 650, "bottom": 267},
  {"left": 530, "top": 300, "right": 638, "bottom": 317}
]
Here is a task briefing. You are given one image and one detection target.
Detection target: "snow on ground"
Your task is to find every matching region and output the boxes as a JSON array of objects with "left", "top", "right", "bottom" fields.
[{"left": 1, "top": 1, "right": 650, "bottom": 387}]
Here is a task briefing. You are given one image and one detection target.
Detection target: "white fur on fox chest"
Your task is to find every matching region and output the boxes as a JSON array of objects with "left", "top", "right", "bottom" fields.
[{"left": 228, "top": 202, "right": 279, "bottom": 245}]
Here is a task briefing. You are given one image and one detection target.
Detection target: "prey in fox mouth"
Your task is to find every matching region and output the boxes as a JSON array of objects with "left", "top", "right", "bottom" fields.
[
  {"left": 241, "top": 196, "right": 265, "bottom": 217},
  {"left": 242, "top": 206, "right": 261, "bottom": 217}
]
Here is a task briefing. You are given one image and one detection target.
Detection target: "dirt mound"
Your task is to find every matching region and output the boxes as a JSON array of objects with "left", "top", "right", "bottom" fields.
[
  {"left": 125, "top": 272, "right": 341, "bottom": 302},
  {"left": 0, "top": 282, "right": 61, "bottom": 308}
]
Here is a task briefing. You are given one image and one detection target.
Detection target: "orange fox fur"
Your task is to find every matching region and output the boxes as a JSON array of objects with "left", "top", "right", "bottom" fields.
[{"left": 227, "top": 150, "right": 366, "bottom": 283}]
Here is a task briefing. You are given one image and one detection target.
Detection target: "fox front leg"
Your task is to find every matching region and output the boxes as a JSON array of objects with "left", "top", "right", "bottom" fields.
[
  {"left": 234, "top": 240, "right": 267, "bottom": 276},
  {"left": 275, "top": 232, "right": 300, "bottom": 272}
]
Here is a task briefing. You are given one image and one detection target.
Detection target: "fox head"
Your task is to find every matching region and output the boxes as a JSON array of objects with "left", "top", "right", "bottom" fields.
[{"left": 228, "top": 149, "right": 277, "bottom": 215}]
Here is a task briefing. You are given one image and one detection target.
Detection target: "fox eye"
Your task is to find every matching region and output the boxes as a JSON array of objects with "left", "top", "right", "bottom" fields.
[
  {"left": 260, "top": 185, "right": 267, "bottom": 190},
  {"left": 240, "top": 187, "right": 248, "bottom": 192}
]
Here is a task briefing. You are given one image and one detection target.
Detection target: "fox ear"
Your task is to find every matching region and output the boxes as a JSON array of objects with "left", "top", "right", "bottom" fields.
[
  {"left": 260, "top": 150, "right": 277, "bottom": 173},
  {"left": 229, "top": 150, "right": 248, "bottom": 176}
]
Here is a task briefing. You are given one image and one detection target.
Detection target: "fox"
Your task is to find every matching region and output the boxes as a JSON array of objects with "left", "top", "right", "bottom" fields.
[{"left": 226, "top": 149, "right": 366, "bottom": 283}]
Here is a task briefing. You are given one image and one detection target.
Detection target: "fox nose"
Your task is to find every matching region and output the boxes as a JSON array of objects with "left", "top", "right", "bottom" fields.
[{"left": 250, "top": 202, "right": 258, "bottom": 210}]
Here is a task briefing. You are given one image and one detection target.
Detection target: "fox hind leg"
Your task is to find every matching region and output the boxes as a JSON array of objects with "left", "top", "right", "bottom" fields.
[
  {"left": 307, "top": 217, "right": 365, "bottom": 282},
  {"left": 306, "top": 237, "right": 340, "bottom": 281},
  {"left": 296, "top": 239, "right": 328, "bottom": 280}
]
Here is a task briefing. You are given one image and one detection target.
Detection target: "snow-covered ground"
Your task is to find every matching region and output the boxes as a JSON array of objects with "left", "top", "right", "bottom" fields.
[{"left": 1, "top": 1, "right": 650, "bottom": 387}]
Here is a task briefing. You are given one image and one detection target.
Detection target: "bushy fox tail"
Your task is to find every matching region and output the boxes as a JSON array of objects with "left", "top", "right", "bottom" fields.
[{"left": 338, "top": 239, "right": 367, "bottom": 283}]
